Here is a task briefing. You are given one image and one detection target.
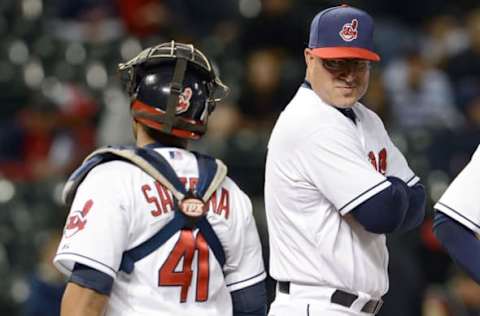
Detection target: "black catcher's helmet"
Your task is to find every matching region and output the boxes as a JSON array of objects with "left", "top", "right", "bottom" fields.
[{"left": 118, "top": 41, "right": 229, "bottom": 139}]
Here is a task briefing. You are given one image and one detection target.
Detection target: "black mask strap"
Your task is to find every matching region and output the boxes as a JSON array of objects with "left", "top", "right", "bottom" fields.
[{"left": 162, "top": 56, "right": 188, "bottom": 134}]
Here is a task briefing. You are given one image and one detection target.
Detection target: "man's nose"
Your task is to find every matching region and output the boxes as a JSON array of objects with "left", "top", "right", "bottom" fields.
[{"left": 339, "top": 69, "right": 356, "bottom": 82}]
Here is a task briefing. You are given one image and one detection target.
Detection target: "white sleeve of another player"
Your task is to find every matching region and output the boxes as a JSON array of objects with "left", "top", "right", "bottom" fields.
[
  {"left": 297, "top": 125, "right": 391, "bottom": 216},
  {"left": 53, "top": 162, "right": 132, "bottom": 278},
  {"left": 434, "top": 146, "right": 480, "bottom": 234},
  {"left": 222, "top": 181, "right": 266, "bottom": 292}
]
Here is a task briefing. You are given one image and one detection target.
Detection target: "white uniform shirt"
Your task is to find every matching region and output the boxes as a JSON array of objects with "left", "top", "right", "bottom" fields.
[
  {"left": 264, "top": 85, "right": 419, "bottom": 297},
  {"left": 435, "top": 145, "right": 480, "bottom": 234},
  {"left": 54, "top": 147, "right": 266, "bottom": 316}
]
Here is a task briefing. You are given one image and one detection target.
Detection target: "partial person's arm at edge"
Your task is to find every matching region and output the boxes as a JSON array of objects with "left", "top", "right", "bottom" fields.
[
  {"left": 61, "top": 263, "right": 114, "bottom": 316},
  {"left": 231, "top": 280, "right": 267, "bottom": 316},
  {"left": 433, "top": 212, "right": 480, "bottom": 284},
  {"left": 350, "top": 176, "right": 410, "bottom": 234}
]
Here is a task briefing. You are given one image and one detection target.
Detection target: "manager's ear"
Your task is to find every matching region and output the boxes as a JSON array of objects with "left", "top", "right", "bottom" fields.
[{"left": 304, "top": 48, "right": 315, "bottom": 65}]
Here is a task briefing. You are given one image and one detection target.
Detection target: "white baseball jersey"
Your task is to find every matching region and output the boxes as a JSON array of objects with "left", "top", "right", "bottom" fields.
[
  {"left": 434, "top": 145, "right": 480, "bottom": 234},
  {"left": 54, "top": 147, "right": 266, "bottom": 316},
  {"left": 264, "top": 85, "right": 419, "bottom": 298}
]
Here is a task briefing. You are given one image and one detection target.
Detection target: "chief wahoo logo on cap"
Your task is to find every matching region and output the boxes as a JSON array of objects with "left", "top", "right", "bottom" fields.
[
  {"left": 176, "top": 87, "right": 193, "bottom": 114},
  {"left": 339, "top": 19, "right": 358, "bottom": 42}
]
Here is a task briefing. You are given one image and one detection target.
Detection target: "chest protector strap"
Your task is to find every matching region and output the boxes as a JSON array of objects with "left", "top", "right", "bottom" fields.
[{"left": 62, "top": 146, "right": 228, "bottom": 274}]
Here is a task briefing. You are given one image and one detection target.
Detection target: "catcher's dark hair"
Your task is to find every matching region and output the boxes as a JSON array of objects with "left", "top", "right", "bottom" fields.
[{"left": 143, "top": 124, "right": 188, "bottom": 148}]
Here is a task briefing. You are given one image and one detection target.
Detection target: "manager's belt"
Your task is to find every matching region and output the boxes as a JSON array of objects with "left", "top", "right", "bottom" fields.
[{"left": 278, "top": 281, "right": 383, "bottom": 314}]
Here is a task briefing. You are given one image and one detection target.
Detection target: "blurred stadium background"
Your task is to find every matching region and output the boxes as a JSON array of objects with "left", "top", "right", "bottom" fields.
[{"left": 0, "top": 0, "right": 479, "bottom": 315}]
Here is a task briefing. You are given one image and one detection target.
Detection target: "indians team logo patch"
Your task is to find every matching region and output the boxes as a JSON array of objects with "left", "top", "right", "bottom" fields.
[
  {"left": 176, "top": 87, "right": 193, "bottom": 114},
  {"left": 64, "top": 199, "right": 93, "bottom": 238},
  {"left": 339, "top": 19, "right": 359, "bottom": 42}
]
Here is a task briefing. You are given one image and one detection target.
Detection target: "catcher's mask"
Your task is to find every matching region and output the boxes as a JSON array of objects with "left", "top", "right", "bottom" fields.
[{"left": 118, "top": 41, "right": 229, "bottom": 139}]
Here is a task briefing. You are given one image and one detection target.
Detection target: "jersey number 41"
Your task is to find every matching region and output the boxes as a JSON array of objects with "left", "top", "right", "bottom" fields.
[{"left": 158, "top": 230, "right": 209, "bottom": 302}]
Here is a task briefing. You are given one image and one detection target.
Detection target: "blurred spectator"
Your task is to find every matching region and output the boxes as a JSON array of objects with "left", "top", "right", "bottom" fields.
[
  {"left": 0, "top": 85, "right": 98, "bottom": 182},
  {"left": 0, "top": 99, "right": 59, "bottom": 181},
  {"left": 237, "top": 48, "right": 292, "bottom": 128},
  {"left": 362, "top": 68, "right": 391, "bottom": 125},
  {"left": 419, "top": 216, "right": 454, "bottom": 284},
  {"left": 52, "top": 0, "right": 123, "bottom": 43},
  {"left": 22, "top": 231, "right": 64, "bottom": 316},
  {"left": 168, "top": 0, "right": 237, "bottom": 38},
  {"left": 421, "top": 14, "right": 468, "bottom": 68},
  {"left": 96, "top": 86, "right": 135, "bottom": 146},
  {"left": 383, "top": 48, "right": 463, "bottom": 131},
  {"left": 192, "top": 101, "right": 267, "bottom": 197},
  {"left": 378, "top": 234, "right": 426, "bottom": 316},
  {"left": 446, "top": 8, "right": 480, "bottom": 110},
  {"left": 56, "top": 0, "right": 115, "bottom": 18},
  {"left": 117, "top": 0, "right": 174, "bottom": 39},
  {"left": 117, "top": 0, "right": 235, "bottom": 41},
  {"left": 463, "top": 95, "right": 480, "bottom": 129},
  {"left": 423, "top": 269, "right": 480, "bottom": 316},
  {"left": 427, "top": 95, "right": 480, "bottom": 178},
  {"left": 239, "top": 0, "right": 307, "bottom": 56},
  {"left": 191, "top": 102, "right": 243, "bottom": 158},
  {"left": 361, "top": 0, "right": 453, "bottom": 26}
]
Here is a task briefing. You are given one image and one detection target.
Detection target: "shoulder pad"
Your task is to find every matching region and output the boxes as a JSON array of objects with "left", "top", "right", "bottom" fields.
[{"left": 63, "top": 146, "right": 227, "bottom": 208}]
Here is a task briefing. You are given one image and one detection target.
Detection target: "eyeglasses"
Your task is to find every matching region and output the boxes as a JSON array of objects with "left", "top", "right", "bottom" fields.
[{"left": 321, "top": 59, "right": 370, "bottom": 73}]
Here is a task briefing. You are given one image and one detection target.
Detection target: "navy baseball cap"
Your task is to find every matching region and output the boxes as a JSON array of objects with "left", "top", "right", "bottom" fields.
[{"left": 308, "top": 5, "right": 380, "bottom": 61}]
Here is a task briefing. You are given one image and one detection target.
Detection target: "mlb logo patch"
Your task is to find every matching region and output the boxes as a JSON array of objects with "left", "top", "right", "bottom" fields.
[
  {"left": 339, "top": 19, "right": 358, "bottom": 42},
  {"left": 169, "top": 150, "right": 183, "bottom": 160}
]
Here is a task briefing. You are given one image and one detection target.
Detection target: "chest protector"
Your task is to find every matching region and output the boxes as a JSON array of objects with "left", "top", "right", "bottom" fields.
[{"left": 63, "top": 145, "right": 227, "bottom": 273}]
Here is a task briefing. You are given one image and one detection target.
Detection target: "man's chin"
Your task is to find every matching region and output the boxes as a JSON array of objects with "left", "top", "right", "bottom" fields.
[{"left": 333, "top": 96, "right": 357, "bottom": 108}]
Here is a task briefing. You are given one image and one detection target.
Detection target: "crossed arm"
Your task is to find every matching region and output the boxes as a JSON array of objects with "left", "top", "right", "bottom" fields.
[{"left": 351, "top": 177, "right": 426, "bottom": 234}]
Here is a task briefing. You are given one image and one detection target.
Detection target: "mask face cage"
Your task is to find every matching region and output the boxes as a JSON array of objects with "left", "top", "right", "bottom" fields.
[{"left": 118, "top": 41, "right": 229, "bottom": 139}]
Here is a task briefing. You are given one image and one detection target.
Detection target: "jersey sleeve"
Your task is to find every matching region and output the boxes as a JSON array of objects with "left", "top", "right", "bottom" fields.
[
  {"left": 383, "top": 132, "right": 419, "bottom": 186},
  {"left": 222, "top": 180, "right": 266, "bottom": 292},
  {"left": 370, "top": 111, "right": 419, "bottom": 186},
  {"left": 54, "top": 161, "right": 132, "bottom": 279},
  {"left": 434, "top": 146, "right": 480, "bottom": 234},
  {"left": 297, "top": 125, "right": 391, "bottom": 216}
]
